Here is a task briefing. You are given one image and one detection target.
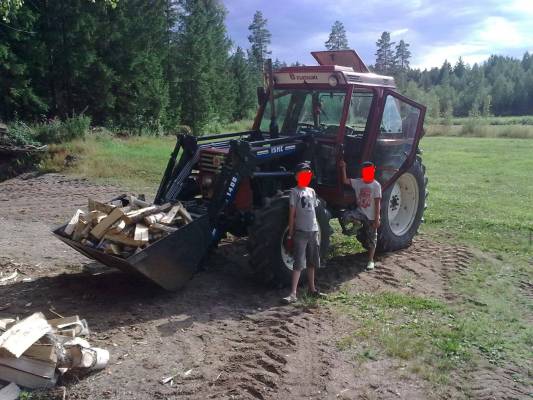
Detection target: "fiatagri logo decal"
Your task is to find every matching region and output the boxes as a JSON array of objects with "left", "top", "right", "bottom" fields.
[{"left": 289, "top": 73, "right": 318, "bottom": 81}]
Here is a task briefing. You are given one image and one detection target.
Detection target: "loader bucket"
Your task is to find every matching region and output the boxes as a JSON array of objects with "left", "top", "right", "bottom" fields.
[{"left": 52, "top": 215, "right": 212, "bottom": 290}]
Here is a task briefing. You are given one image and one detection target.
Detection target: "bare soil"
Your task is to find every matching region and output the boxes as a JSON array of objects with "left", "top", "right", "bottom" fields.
[{"left": 0, "top": 174, "right": 530, "bottom": 399}]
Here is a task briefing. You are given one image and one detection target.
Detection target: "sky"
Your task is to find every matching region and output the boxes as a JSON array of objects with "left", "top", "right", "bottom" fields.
[{"left": 222, "top": 0, "right": 533, "bottom": 70}]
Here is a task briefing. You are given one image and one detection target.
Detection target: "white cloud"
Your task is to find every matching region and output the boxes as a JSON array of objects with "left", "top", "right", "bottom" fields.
[
  {"left": 412, "top": 43, "right": 488, "bottom": 69},
  {"left": 476, "top": 17, "right": 523, "bottom": 48},
  {"left": 391, "top": 28, "right": 409, "bottom": 37}
]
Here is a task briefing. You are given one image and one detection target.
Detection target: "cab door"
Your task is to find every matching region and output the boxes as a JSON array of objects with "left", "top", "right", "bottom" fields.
[{"left": 367, "top": 90, "right": 426, "bottom": 190}]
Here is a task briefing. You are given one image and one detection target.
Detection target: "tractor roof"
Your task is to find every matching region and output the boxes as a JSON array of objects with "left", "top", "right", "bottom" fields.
[{"left": 274, "top": 49, "right": 395, "bottom": 89}]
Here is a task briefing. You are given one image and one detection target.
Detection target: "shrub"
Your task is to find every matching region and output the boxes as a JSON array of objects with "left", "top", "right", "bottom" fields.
[
  {"left": 35, "top": 114, "right": 91, "bottom": 144},
  {"left": 3, "top": 121, "right": 40, "bottom": 146}
]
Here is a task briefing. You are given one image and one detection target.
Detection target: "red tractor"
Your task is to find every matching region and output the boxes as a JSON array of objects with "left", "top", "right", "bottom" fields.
[{"left": 55, "top": 49, "right": 427, "bottom": 290}]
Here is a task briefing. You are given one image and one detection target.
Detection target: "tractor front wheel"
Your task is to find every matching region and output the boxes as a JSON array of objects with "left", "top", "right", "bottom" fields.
[{"left": 248, "top": 195, "right": 332, "bottom": 287}]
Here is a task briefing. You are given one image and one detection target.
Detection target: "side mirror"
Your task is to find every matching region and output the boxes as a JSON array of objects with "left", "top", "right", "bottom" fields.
[{"left": 257, "top": 87, "right": 267, "bottom": 106}]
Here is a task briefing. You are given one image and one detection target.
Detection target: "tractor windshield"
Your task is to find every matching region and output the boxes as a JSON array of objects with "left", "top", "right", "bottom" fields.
[{"left": 260, "top": 89, "right": 347, "bottom": 136}]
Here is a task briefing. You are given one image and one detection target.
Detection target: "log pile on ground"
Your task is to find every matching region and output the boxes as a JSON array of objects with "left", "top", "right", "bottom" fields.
[
  {"left": 62, "top": 195, "right": 192, "bottom": 258},
  {"left": 0, "top": 312, "right": 108, "bottom": 392}
]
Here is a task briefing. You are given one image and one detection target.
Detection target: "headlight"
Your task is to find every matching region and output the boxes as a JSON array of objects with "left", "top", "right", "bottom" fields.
[{"left": 328, "top": 75, "right": 339, "bottom": 87}]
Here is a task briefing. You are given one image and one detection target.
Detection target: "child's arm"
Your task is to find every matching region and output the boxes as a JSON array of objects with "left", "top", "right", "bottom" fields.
[
  {"left": 339, "top": 160, "right": 351, "bottom": 186},
  {"left": 373, "top": 197, "right": 381, "bottom": 229},
  {"left": 288, "top": 205, "right": 296, "bottom": 238}
]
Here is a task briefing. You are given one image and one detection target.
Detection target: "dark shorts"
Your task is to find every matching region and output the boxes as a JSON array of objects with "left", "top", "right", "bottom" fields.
[
  {"left": 341, "top": 210, "right": 378, "bottom": 248},
  {"left": 293, "top": 230, "right": 320, "bottom": 271}
]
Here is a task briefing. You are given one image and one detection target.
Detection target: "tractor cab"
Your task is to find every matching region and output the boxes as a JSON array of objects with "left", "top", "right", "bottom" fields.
[{"left": 255, "top": 50, "right": 426, "bottom": 210}]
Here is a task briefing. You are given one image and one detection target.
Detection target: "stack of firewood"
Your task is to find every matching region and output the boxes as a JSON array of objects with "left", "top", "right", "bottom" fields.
[{"left": 62, "top": 195, "right": 192, "bottom": 258}]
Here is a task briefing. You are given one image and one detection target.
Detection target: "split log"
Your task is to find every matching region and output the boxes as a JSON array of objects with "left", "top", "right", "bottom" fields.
[
  {"left": 90, "top": 208, "right": 124, "bottom": 240},
  {"left": 64, "top": 209, "right": 84, "bottom": 236},
  {"left": 0, "top": 313, "right": 51, "bottom": 358},
  {"left": 149, "top": 223, "right": 178, "bottom": 233},
  {"left": 88, "top": 198, "right": 115, "bottom": 214},
  {"left": 134, "top": 224, "right": 149, "bottom": 244},
  {"left": 160, "top": 205, "right": 181, "bottom": 224}
]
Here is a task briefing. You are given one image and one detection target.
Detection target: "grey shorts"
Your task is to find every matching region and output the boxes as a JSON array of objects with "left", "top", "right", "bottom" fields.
[
  {"left": 293, "top": 230, "right": 320, "bottom": 271},
  {"left": 342, "top": 210, "right": 378, "bottom": 248}
]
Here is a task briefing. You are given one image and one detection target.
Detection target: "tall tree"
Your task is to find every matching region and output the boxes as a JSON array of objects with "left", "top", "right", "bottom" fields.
[
  {"left": 230, "top": 46, "right": 255, "bottom": 120},
  {"left": 0, "top": 5, "right": 47, "bottom": 121},
  {"left": 325, "top": 21, "right": 349, "bottom": 50},
  {"left": 375, "top": 31, "right": 395, "bottom": 75},
  {"left": 247, "top": 11, "right": 271, "bottom": 76},
  {"left": 178, "top": 0, "right": 232, "bottom": 135},
  {"left": 394, "top": 39, "right": 411, "bottom": 72}
]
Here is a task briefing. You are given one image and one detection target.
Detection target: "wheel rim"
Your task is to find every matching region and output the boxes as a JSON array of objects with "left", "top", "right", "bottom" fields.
[
  {"left": 388, "top": 173, "right": 419, "bottom": 236},
  {"left": 280, "top": 226, "right": 321, "bottom": 271}
]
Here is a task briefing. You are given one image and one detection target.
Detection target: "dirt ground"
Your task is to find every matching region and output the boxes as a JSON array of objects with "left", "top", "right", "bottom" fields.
[{"left": 0, "top": 174, "right": 530, "bottom": 399}]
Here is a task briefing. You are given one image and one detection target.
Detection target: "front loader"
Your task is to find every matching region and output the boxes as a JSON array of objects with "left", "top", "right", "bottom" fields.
[{"left": 54, "top": 49, "right": 428, "bottom": 290}]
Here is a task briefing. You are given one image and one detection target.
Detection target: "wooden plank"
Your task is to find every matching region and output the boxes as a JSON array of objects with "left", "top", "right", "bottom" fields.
[
  {"left": 0, "top": 355, "right": 56, "bottom": 378},
  {"left": 0, "top": 382, "right": 21, "bottom": 400},
  {"left": 63, "top": 209, "right": 84, "bottom": 236},
  {"left": 134, "top": 224, "right": 149, "bottom": 244},
  {"left": 109, "top": 220, "right": 126, "bottom": 234},
  {"left": 88, "top": 198, "right": 115, "bottom": 214},
  {"left": 0, "top": 313, "right": 51, "bottom": 358},
  {"left": 90, "top": 208, "right": 124, "bottom": 240},
  {"left": 0, "top": 364, "right": 56, "bottom": 389}
]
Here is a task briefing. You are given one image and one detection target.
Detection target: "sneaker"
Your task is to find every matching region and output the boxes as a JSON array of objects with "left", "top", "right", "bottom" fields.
[
  {"left": 282, "top": 294, "right": 297, "bottom": 304},
  {"left": 308, "top": 289, "right": 327, "bottom": 298},
  {"left": 366, "top": 261, "right": 375, "bottom": 270}
]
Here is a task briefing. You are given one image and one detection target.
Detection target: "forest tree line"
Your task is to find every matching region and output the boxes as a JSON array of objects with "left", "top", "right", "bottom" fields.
[{"left": 1, "top": 2, "right": 532, "bottom": 137}]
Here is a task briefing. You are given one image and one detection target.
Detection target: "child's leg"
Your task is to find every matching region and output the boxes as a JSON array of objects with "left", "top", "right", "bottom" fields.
[
  {"left": 368, "top": 245, "right": 376, "bottom": 262},
  {"left": 290, "top": 269, "right": 301, "bottom": 296},
  {"left": 306, "top": 265, "right": 316, "bottom": 292},
  {"left": 306, "top": 231, "right": 320, "bottom": 292}
]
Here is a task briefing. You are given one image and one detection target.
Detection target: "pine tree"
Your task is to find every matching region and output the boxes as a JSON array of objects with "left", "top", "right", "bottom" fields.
[
  {"left": 0, "top": 5, "right": 47, "bottom": 121},
  {"left": 177, "top": 0, "right": 232, "bottom": 135},
  {"left": 453, "top": 57, "right": 466, "bottom": 78},
  {"left": 394, "top": 40, "right": 411, "bottom": 72},
  {"left": 230, "top": 47, "right": 255, "bottom": 120},
  {"left": 247, "top": 11, "right": 271, "bottom": 76},
  {"left": 325, "top": 21, "right": 349, "bottom": 50},
  {"left": 375, "top": 32, "right": 395, "bottom": 75}
]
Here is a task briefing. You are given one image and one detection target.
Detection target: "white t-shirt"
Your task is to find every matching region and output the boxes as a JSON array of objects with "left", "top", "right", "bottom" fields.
[
  {"left": 289, "top": 186, "right": 319, "bottom": 232},
  {"left": 350, "top": 178, "right": 382, "bottom": 221}
]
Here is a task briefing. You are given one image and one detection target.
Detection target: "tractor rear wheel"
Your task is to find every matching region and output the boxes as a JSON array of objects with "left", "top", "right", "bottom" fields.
[
  {"left": 248, "top": 195, "right": 332, "bottom": 286},
  {"left": 358, "top": 156, "right": 427, "bottom": 252}
]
